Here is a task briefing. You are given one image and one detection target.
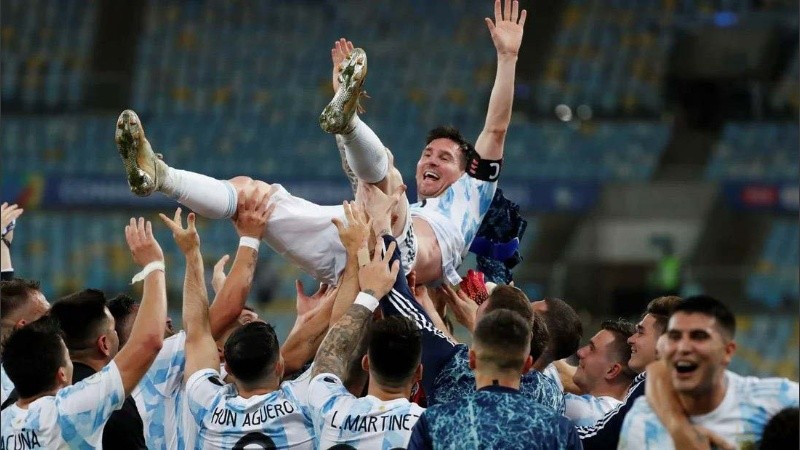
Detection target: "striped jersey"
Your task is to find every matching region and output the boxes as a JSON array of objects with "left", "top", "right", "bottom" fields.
[
  {"left": 564, "top": 393, "right": 622, "bottom": 427},
  {"left": 619, "top": 371, "right": 799, "bottom": 449},
  {"left": 185, "top": 367, "right": 315, "bottom": 449},
  {"left": 410, "top": 173, "right": 497, "bottom": 285},
  {"left": 1, "top": 364, "right": 13, "bottom": 405},
  {"left": 307, "top": 373, "right": 424, "bottom": 449},
  {"left": 132, "top": 331, "right": 194, "bottom": 450},
  {"left": 1, "top": 361, "right": 124, "bottom": 449}
]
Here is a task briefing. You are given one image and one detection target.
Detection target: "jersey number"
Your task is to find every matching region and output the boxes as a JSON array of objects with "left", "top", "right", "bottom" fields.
[{"left": 233, "top": 432, "right": 276, "bottom": 449}]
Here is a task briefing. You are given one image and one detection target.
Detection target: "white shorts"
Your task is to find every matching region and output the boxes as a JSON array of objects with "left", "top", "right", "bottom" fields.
[{"left": 263, "top": 185, "right": 416, "bottom": 285}]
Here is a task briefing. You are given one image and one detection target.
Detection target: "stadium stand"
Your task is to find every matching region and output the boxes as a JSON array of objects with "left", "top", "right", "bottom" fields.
[
  {"left": 0, "top": 0, "right": 97, "bottom": 111},
  {"left": 706, "top": 123, "right": 799, "bottom": 182}
]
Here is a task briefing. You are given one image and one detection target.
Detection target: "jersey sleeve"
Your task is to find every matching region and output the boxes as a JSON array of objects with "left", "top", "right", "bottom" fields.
[
  {"left": 378, "top": 234, "right": 460, "bottom": 398},
  {"left": 54, "top": 361, "right": 126, "bottom": 446},
  {"left": 617, "top": 396, "right": 657, "bottom": 450},
  {"left": 137, "top": 331, "right": 187, "bottom": 398},
  {"left": 307, "top": 373, "right": 356, "bottom": 431},
  {"left": 565, "top": 394, "right": 620, "bottom": 427},
  {"left": 749, "top": 377, "right": 800, "bottom": 414},
  {"left": 185, "top": 368, "right": 225, "bottom": 427}
]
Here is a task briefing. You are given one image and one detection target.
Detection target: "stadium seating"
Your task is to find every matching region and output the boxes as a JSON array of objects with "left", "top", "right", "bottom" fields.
[
  {"left": 0, "top": 0, "right": 97, "bottom": 111},
  {"left": 730, "top": 315, "right": 799, "bottom": 380},
  {"left": 10, "top": 211, "right": 290, "bottom": 301},
  {"left": 502, "top": 121, "right": 670, "bottom": 181},
  {"left": 746, "top": 219, "right": 799, "bottom": 307},
  {"left": 705, "top": 123, "right": 799, "bottom": 182}
]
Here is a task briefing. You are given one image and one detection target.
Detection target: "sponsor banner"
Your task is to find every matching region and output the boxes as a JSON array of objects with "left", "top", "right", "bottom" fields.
[
  {"left": 723, "top": 182, "right": 799, "bottom": 212},
  {"left": 2, "top": 174, "right": 599, "bottom": 212}
]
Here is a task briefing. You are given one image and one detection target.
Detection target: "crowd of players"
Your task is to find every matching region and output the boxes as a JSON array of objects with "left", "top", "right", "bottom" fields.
[{"left": 1, "top": 0, "right": 798, "bottom": 448}]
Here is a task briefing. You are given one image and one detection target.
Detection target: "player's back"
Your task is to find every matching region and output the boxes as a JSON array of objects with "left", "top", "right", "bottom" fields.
[
  {"left": 186, "top": 369, "right": 315, "bottom": 449},
  {"left": 410, "top": 386, "right": 580, "bottom": 450},
  {"left": 1, "top": 363, "right": 125, "bottom": 450},
  {"left": 431, "top": 345, "right": 565, "bottom": 413},
  {"left": 314, "top": 390, "right": 424, "bottom": 449}
]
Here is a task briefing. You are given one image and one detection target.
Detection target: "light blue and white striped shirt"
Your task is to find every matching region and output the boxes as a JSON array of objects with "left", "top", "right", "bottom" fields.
[
  {"left": 308, "top": 373, "right": 424, "bottom": 449},
  {"left": 1, "top": 361, "right": 125, "bottom": 449},
  {"left": 186, "top": 367, "right": 315, "bottom": 449},
  {"left": 619, "top": 371, "right": 799, "bottom": 449}
]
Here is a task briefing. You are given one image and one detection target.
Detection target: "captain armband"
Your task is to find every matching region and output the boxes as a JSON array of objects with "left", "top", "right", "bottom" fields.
[{"left": 465, "top": 155, "right": 503, "bottom": 181}]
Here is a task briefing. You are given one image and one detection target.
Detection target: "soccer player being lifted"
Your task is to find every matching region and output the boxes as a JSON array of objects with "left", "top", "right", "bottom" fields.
[{"left": 113, "top": 0, "right": 525, "bottom": 288}]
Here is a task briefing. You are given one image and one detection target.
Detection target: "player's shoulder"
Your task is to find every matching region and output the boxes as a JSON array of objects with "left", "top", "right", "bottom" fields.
[{"left": 729, "top": 371, "right": 799, "bottom": 403}]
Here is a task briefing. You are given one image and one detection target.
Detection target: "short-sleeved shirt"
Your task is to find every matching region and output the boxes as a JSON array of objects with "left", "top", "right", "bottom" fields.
[
  {"left": 410, "top": 173, "right": 497, "bottom": 284},
  {"left": 430, "top": 345, "right": 566, "bottom": 414},
  {"left": 619, "top": 371, "right": 800, "bottom": 449},
  {"left": 132, "top": 331, "right": 192, "bottom": 450},
  {"left": 408, "top": 385, "right": 582, "bottom": 450},
  {"left": 307, "top": 373, "right": 424, "bottom": 449},
  {"left": 564, "top": 394, "right": 622, "bottom": 427},
  {"left": 185, "top": 367, "right": 315, "bottom": 449},
  {"left": 1, "top": 361, "right": 125, "bottom": 449}
]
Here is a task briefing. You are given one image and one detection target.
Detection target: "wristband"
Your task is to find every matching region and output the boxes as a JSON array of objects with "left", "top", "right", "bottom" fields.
[
  {"left": 131, "top": 261, "right": 165, "bottom": 284},
  {"left": 354, "top": 292, "right": 380, "bottom": 312},
  {"left": 239, "top": 236, "right": 260, "bottom": 251}
]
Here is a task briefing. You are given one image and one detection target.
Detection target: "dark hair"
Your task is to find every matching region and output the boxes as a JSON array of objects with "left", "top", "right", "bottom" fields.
[
  {"left": 474, "top": 309, "right": 532, "bottom": 371},
  {"left": 2, "top": 315, "right": 66, "bottom": 398},
  {"left": 0, "top": 278, "right": 42, "bottom": 319},
  {"left": 600, "top": 319, "right": 636, "bottom": 379},
  {"left": 644, "top": 296, "right": 684, "bottom": 335},
  {"left": 425, "top": 125, "right": 474, "bottom": 171},
  {"left": 50, "top": 289, "right": 111, "bottom": 352},
  {"left": 485, "top": 285, "right": 533, "bottom": 322},
  {"left": 107, "top": 293, "right": 138, "bottom": 347},
  {"left": 223, "top": 321, "right": 280, "bottom": 384},
  {"left": 760, "top": 407, "right": 799, "bottom": 450},
  {"left": 367, "top": 316, "right": 422, "bottom": 388},
  {"left": 108, "top": 294, "right": 138, "bottom": 326},
  {"left": 529, "top": 312, "right": 549, "bottom": 362},
  {"left": 671, "top": 295, "right": 736, "bottom": 340},
  {"left": 541, "top": 298, "right": 583, "bottom": 362}
]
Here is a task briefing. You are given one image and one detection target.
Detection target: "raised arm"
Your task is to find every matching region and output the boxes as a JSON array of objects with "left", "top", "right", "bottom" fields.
[
  {"left": 280, "top": 282, "right": 337, "bottom": 375},
  {"left": 280, "top": 200, "right": 370, "bottom": 375},
  {"left": 114, "top": 217, "right": 167, "bottom": 396},
  {"left": 330, "top": 200, "right": 372, "bottom": 324},
  {"left": 311, "top": 240, "right": 399, "bottom": 379},
  {"left": 473, "top": 0, "right": 526, "bottom": 161},
  {"left": 1, "top": 203, "right": 23, "bottom": 279},
  {"left": 208, "top": 185, "right": 275, "bottom": 339},
  {"left": 159, "top": 209, "right": 218, "bottom": 383}
]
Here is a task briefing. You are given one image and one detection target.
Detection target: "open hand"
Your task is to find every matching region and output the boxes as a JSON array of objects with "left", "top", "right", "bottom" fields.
[
  {"left": 439, "top": 284, "right": 479, "bottom": 332},
  {"left": 159, "top": 208, "right": 200, "bottom": 255},
  {"left": 332, "top": 201, "right": 371, "bottom": 253},
  {"left": 211, "top": 254, "right": 230, "bottom": 294},
  {"left": 358, "top": 240, "right": 400, "bottom": 299},
  {"left": 485, "top": 0, "right": 527, "bottom": 57},
  {"left": 331, "top": 38, "right": 355, "bottom": 92},
  {"left": 1, "top": 202, "right": 23, "bottom": 242},
  {"left": 295, "top": 280, "right": 331, "bottom": 317},
  {"left": 235, "top": 184, "right": 276, "bottom": 239},
  {"left": 124, "top": 217, "right": 164, "bottom": 267}
]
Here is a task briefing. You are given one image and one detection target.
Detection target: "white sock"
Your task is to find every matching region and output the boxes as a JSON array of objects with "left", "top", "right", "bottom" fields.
[
  {"left": 341, "top": 115, "right": 389, "bottom": 184},
  {"left": 161, "top": 168, "right": 237, "bottom": 219}
]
